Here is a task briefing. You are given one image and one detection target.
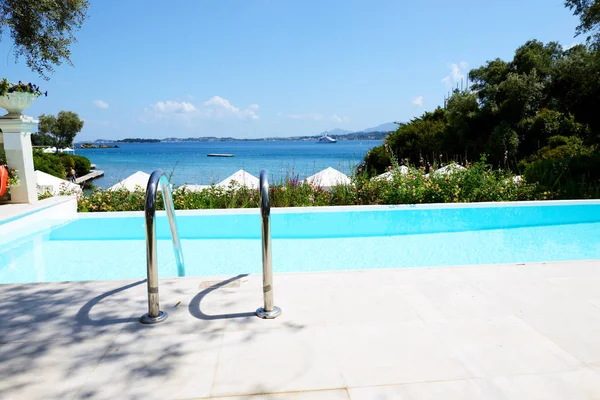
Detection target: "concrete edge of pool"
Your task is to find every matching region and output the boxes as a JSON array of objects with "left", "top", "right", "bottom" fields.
[{"left": 2, "top": 260, "right": 600, "bottom": 399}]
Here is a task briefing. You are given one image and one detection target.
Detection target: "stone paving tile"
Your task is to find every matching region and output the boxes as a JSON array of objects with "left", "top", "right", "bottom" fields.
[
  {"left": 486, "top": 369, "right": 600, "bottom": 399},
  {"left": 519, "top": 310, "right": 600, "bottom": 367},
  {"left": 348, "top": 379, "right": 505, "bottom": 400},
  {"left": 0, "top": 338, "right": 113, "bottom": 400},
  {"left": 2, "top": 263, "right": 600, "bottom": 399},
  {"left": 212, "top": 327, "right": 344, "bottom": 397},
  {"left": 328, "top": 321, "right": 472, "bottom": 388},
  {"left": 0, "top": 279, "right": 146, "bottom": 343},
  {"left": 76, "top": 331, "right": 222, "bottom": 400},
  {"left": 209, "top": 389, "right": 350, "bottom": 400},
  {"left": 431, "top": 316, "right": 586, "bottom": 378}
]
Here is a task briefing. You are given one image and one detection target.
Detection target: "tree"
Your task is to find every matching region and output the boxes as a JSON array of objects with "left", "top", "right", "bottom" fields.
[
  {"left": 31, "top": 132, "right": 54, "bottom": 146},
  {"left": 38, "top": 111, "right": 84, "bottom": 149},
  {"left": 565, "top": 0, "right": 600, "bottom": 46},
  {"left": 0, "top": 0, "right": 89, "bottom": 79}
]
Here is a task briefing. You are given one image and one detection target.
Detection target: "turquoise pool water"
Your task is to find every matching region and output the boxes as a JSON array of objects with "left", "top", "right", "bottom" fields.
[{"left": 1, "top": 202, "right": 600, "bottom": 284}]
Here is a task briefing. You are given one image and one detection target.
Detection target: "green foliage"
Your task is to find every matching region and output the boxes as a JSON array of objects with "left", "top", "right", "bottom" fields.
[
  {"left": 38, "top": 111, "right": 84, "bottom": 149},
  {"left": 524, "top": 153, "right": 600, "bottom": 198},
  {"left": 0, "top": 0, "right": 89, "bottom": 78},
  {"left": 363, "top": 38, "right": 600, "bottom": 182},
  {"left": 0, "top": 147, "right": 19, "bottom": 187},
  {"left": 566, "top": 0, "right": 600, "bottom": 46},
  {"left": 385, "top": 108, "right": 447, "bottom": 166},
  {"left": 33, "top": 151, "right": 65, "bottom": 178},
  {"left": 32, "top": 150, "right": 91, "bottom": 179},
  {"left": 75, "top": 166, "right": 544, "bottom": 213},
  {"left": 361, "top": 145, "right": 391, "bottom": 175},
  {"left": 31, "top": 132, "right": 54, "bottom": 146}
]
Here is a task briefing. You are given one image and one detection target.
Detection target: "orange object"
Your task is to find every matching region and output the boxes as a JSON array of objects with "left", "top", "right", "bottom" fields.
[{"left": 0, "top": 165, "right": 8, "bottom": 196}]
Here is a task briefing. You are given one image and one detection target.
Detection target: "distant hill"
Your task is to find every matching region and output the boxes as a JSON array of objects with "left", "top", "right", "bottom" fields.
[
  {"left": 360, "top": 122, "right": 398, "bottom": 133},
  {"left": 84, "top": 122, "right": 398, "bottom": 143}
]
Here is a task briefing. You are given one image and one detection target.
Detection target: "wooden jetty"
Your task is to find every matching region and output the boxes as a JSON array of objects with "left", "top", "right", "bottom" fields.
[
  {"left": 207, "top": 153, "right": 234, "bottom": 157},
  {"left": 76, "top": 170, "right": 104, "bottom": 184}
]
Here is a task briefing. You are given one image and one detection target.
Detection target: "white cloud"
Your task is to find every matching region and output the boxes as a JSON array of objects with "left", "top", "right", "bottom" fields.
[
  {"left": 144, "top": 96, "right": 259, "bottom": 121},
  {"left": 93, "top": 100, "right": 109, "bottom": 109},
  {"left": 286, "top": 112, "right": 349, "bottom": 123},
  {"left": 412, "top": 96, "right": 424, "bottom": 106},
  {"left": 442, "top": 61, "right": 469, "bottom": 87},
  {"left": 152, "top": 100, "right": 197, "bottom": 114},
  {"left": 203, "top": 96, "right": 259, "bottom": 120}
]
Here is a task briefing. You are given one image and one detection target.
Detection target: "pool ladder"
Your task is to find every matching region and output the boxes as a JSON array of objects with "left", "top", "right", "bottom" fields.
[{"left": 140, "top": 169, "right": 281, "bottom": 324}]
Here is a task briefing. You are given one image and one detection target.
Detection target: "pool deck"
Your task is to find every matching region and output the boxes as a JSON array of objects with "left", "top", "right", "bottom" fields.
[{"left": 3, "top": 260, "right": 600, "bottom": 399}]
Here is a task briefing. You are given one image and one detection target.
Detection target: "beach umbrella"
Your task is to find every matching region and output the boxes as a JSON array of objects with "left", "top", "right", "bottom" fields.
[
  {"left": 42, "top": 147, "right": 57, "bottom": 154},
  {"left": 304, "top": 167, "right": 351, "bottom": 189},
  {"left": 108, "top": 171, "right": 151, "bottom": 192},
  {"left": 373, "top": 166, "right": 409, "bottom": 181},
  {"left": 35, "top": 170, "right": 81, "bottom": 196},
  {"left": 433, "top": 163, "right": 466, "bottom": 176},
  {"left": 60, "top": 147, "right": 75, "bottom": 153},
  {"left": 217, "top": 170, "right": 259, "bottom": 189}
]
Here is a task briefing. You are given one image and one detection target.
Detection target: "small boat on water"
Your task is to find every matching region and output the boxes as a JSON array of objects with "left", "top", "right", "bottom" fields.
[
  {"left": 317, "top": 135, "right": 337, "bottom": 143},
  {"left": 207, "top": 153, "right": 234, "bottom": 157}
]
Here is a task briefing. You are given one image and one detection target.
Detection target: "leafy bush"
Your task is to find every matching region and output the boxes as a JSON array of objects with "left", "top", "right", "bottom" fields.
[
  {"left": 524, "top": 153, "right": 600, "bottom": 198},
  {"left": 75, "top": 165, "right": 543, "bottom": 213},
  {"left": 33, "top": 151, "right": 66, "bottom": 178},
  {"left": 361, "top": 145, "right": 391, "bottom": 175},
  {"left": 33, "top": 150, "right": 91, "bottom": 179}
]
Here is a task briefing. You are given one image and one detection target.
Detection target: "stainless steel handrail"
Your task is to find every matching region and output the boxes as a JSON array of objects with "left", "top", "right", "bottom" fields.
[
  {"left": 256, "top": 170, "right": 282, "bottom": 319},
  {"left": 140, "top": 170, "right": 185, "bottom": 324}
]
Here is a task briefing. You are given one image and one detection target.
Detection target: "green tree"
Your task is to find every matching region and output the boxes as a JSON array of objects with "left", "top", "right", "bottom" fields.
[
  {"left": 38, "top": 111, "right": 84, "bottom": 150},
  {"left": 0, "top": 0, "right": 89, "bottom": 78},
  {"left": 386, "top": 108, "right": 448, "bottom": 166},
  {"left": 566, "top": 0, "right": 600, "bottom": 46}
]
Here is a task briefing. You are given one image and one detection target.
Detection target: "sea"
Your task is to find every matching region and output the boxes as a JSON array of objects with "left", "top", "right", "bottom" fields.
[{"left": 76, "top": 140, "right": 382, "bottom": 188}]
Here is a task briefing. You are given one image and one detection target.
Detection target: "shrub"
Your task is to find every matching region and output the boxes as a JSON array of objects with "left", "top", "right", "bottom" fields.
[
  {"left": 33, "top": 151, "right": 66, "bottom": 178},
  {"left": 33, "top": 150, "right": 91, "bottom": 179},
  {"left": 524, "top": 153, "right": 600, "bottom": 198},
  {"left": 74, "top": 165, "right": 543, "bottom": 213}
]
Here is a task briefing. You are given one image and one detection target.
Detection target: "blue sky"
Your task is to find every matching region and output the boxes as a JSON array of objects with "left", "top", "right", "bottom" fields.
[{"left": 0, "top": 0, "right": 582, "bottom": 140}]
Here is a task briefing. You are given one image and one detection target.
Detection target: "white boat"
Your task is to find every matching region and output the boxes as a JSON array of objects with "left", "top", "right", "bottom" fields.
[{"left": 317, "top": 135, "right": 337, "bottom": 143}]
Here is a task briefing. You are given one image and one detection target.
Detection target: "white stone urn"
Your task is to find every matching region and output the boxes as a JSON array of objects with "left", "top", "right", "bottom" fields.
[{"left": 0, "top": 92, "right": 36, "bottom": 118}]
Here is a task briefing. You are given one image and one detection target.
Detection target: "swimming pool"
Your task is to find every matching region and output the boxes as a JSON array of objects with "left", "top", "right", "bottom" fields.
[{"left": 1, "top": 201, "right": 600, "bottom": 284}]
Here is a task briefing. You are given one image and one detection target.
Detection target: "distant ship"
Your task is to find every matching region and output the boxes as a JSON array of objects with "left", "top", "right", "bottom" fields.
[{"left": 317, "top": 135, "right": 337, "bottom": 143}]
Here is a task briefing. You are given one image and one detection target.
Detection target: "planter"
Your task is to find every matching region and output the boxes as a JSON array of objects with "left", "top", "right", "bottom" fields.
[{"left": 0, "top": 92, "right": 36, "bottom": 118}]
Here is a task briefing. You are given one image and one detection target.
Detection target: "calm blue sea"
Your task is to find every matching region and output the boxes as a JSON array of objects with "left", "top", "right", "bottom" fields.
[{"left": 76, "top": 140, "right": 381, "bottom": 188}]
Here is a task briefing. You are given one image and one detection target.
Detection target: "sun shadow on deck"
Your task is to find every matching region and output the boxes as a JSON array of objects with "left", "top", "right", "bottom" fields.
[
  {"left": 188, "top": 274, "right": 256, "bottom": 320},
  {"left": 75, "top": 279, "right": 146, "bottom": 326}
]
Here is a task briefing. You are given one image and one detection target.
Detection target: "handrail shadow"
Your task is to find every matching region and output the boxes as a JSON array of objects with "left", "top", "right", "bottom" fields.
[
  {"left": 76, "top": 279, "right": 146, "bottom": 326},
  {"left": 188, "top": 274, "right": 255, "bottom": 320}
]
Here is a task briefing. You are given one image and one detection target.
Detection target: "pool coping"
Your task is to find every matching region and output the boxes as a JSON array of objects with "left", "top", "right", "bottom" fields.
[{"left": 0, "top": 196, "right": 77, "bottom": 225}]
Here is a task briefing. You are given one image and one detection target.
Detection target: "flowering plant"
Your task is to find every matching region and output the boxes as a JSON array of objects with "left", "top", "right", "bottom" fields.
[
  {"left": 0, "top": 78, "right": 47, "bottom": 97},
  {"left": 6, "top": 166, "right": 19, "bottom": 188}
]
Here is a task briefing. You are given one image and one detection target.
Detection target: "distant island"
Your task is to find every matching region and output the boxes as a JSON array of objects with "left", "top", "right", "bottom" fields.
[
  {"left": 77, "top": 122, "right": 398, "bottom": 144},
  {"left": 78, "top": 143, "right": 119, "bottom": 149},
  {"left": 116, "top": 138, "right": 161, "bottom": 143},
  {"left": 162, "top": 131, "right": 388, "bottom": 142},
  {"left": 82, "top": 131, "right": 390, "bottom": 144}
]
